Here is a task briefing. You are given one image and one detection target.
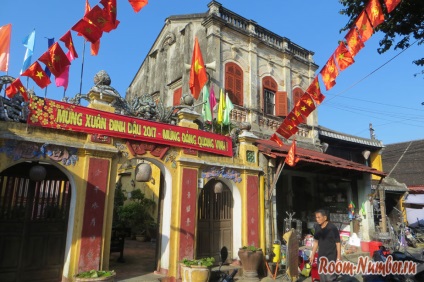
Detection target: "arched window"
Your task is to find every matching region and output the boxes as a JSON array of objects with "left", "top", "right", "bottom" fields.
[
  {"left": 292, "top": 87, "right": 303, "bottom": 108},
  {"left": 225, "top": 62, "right": 243, "bottom": 106},
  {"left": 262, "top": 76, "right": 287, "bottom": 116}
]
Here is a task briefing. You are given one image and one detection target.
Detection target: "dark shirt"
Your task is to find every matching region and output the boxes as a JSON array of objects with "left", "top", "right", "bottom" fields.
[{"left": 313, "top": 222, "right": 340, "bottom": 262}]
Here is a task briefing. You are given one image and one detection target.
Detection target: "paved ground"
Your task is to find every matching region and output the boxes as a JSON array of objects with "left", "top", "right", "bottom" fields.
[
  {"left": 109, "top": 239, "right": 424, "bottom": 282},
  {"left": 109, "top": 239, "right": 163, "bottom": 282}
]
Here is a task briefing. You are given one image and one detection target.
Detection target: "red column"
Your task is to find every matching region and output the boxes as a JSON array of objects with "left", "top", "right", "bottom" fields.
[
  {"left": 78, "top": 158, "right": 110, "bottom": 272},
  {"left": 178, "top": 168, "right": 197, "bottom": 261},
  {"left": 247, "top": 175, "right": 259, "bottom": 246}
]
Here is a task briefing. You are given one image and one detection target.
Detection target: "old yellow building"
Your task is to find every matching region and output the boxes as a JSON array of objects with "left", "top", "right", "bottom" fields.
[{"left": 0, "top": 79, "right": 263, "bottom": 281}]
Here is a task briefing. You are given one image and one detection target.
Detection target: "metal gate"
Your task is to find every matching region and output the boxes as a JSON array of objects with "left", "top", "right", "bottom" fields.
[
  {"left": 197, "top": 180, "right": 233, "bottom": 262},
  {"left": 0, "top": 162, "right": 71, "bottom": 282}
]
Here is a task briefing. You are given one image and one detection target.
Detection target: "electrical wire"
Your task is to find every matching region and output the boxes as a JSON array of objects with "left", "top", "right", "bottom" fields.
[{"left": 321, "top": 39, "right": 419, "bottom": 104}]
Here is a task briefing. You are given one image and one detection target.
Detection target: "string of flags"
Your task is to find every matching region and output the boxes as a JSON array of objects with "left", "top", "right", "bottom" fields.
[
  {"left": 270, "top": 0, "right": 402, "bottom": 147},
  {"left": 0, "top": 0, "right": 149, "bottom": 101}
]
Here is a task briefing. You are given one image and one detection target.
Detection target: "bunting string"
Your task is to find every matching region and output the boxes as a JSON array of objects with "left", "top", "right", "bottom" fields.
[
  {"left": 270, "top": 0, "right": 403, "bottom": 145},
  {"left": 3, "top": 0, "right": 149, "bottom": 101}
]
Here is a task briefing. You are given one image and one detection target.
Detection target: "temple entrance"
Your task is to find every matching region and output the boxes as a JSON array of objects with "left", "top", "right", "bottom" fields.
[
  {"left": 197, "top": 179, "right": 233, "bottom": 262},
  {"left": 0, "top": 161, "right": 71, "bottom": 282}
]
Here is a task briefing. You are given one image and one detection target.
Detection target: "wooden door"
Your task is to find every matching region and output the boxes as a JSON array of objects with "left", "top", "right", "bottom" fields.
[
  {"left": 0, "top": 163, "right": 71, "bottom": 282},
  {"left": 197, "top": 180, "right": 233, "bottom": 263}
]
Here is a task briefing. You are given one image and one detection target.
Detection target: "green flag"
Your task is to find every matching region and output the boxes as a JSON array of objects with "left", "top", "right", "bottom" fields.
[
  {"left": 223, "top": 92, "right": 234, "bottom": 125},
  {"left": 201, "top": 85, "right": 212, "bottom": 121}
]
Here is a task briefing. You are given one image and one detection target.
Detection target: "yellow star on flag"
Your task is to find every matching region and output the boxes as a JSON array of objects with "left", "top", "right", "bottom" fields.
[
  {"left": 194, "top": 59, "right": 203, "bottom": 74},
  {"left": 36, "top": 71, "right": 44, "bottom": 79}
]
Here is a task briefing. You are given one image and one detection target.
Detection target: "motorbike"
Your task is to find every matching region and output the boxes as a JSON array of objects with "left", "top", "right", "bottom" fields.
[
  {"left": 363, "top": 246, "right": 424, "bottom": 282},
  {"left": 404, "top": 226, "right": 418, "bottom": 248},
  {"left": 212, "top": 246, "right": 239, "bottom": 282}
]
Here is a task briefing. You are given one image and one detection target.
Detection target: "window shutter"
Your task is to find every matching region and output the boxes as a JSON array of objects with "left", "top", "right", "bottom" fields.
[
  {"left": 225, "top": 63, "right": 243, "bottom": 106},
  {"left": 173, "top": 87, "right": 182, "bottom": 106},
  {"left": 275, "top": 91, "right": 288, "bottom": 117}
]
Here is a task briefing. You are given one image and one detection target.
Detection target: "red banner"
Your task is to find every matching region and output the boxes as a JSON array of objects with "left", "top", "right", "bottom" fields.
[{"left": 27, "top": 97, "right": 233, "bottom": 156}]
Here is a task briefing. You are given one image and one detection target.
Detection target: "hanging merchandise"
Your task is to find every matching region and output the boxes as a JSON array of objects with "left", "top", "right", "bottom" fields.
[
  {"left": 348, "top": 201, "right": 355, "bottom": 220},
  {"left": 280, "top": 245, "right": 286, "bottom": 265},
  {"left": 360, "top": 202, "right": 366, "bottom": 218}
]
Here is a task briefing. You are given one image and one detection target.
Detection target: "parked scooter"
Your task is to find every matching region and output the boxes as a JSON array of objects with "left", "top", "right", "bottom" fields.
[
  {"left": 364, "top": 246, "right": 424, "bottom": 282},
  {"left": 213, "top": 246, "right": 238, "bottom": 282},
  {"left": 404, "top": 226, "right": 418, "bottom": 248}
]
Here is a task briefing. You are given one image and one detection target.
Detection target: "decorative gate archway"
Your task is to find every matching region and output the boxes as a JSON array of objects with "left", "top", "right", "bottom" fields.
[
  {"left": 0, "top": 162, "right": 71, "bottom": 282},
  {"left": 197, "top": 180, "right": 233, "bottom": 262}
]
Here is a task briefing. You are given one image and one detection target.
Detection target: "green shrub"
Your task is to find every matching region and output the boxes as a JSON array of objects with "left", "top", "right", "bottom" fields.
[
  {"left": 182, "top": 257, "right": 215, "bottom": 267},
  {"left": 240, "top": 245, "right": 262, "bottom": 252},
  {"left": 75, "top": 270, "right": 115, "bottom": 278}
]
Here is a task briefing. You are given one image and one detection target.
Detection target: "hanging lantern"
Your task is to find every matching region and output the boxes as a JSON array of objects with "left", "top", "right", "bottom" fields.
[
  {"left": 29, "top": 164, "right": 47, "bottom": 182},
  {"left": 214, "top": 181, "right": 223, "bottom": 194},
  {"left": 135, "top": 162, "right": 152, "bottom": 182}
]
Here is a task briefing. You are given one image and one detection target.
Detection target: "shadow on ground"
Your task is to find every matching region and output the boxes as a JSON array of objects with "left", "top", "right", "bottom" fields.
[{"left": 109, "top": 239, "right": 157, "bottom": 281}]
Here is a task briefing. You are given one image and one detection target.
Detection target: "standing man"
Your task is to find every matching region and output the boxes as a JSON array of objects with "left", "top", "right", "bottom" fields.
[{"left": 309, "top": 209, "right": 341, "bottom": 282}]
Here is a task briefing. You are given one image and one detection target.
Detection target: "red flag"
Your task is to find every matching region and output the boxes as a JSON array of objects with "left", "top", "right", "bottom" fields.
[
  {"left": 21, "top": 61, "right": 51, "bottom": 89},
  {"left": 292, "top": 105, "right": 307, "bottom": 123},
  {"left": 297, "top": 93, "right": 316, "bottom": 118},
  {"left": 285, "top": 112, "right": 302, "bottom": 127},
  {"left": 285, "top": 140, "right": 299, "bottom": 167},
  {"left": 306, "top": 77, "right": 325, "bottom": 105},
  {"left": 366, "top": 0, "right": 385, "bottom": 28},
  {"left": 0, "top": 24, "right": 11, "bottom": 72},
  {"left": 91, "top": 40, "right": 100, "bottom": 56},
  {"left": 99, "top": 0, "right": 120, "bottom": 32},
  {"left": 84, "top": 0, "right": 90, "bottom": 14},
  {"left": 38, "top": 42, "right": 71, "bottom": 77},
  {"left": 270, "top": 133, "right": 284, "bottom": 147},
  {"left": 334, "top": 42, "right": 355, "bottom": 71},
  {"left": 60, "top": 31, "right": 78, "bottom": 59},
  {"left": 280, "top": 118, "right": 299, "bottom": 136},
  {"left": 384, "top": 0, "right": 401, "bottom": 13},
  {"left": 5, "top": 80, "right": 17, "bottom": 99},
  {"left": 85, "top": 5, "right": 117, "bottom": 32},
  {"left": 355, "top": 11, "right": 373, "bottom": 42},
  {"left": 276, "top": 125, "right": 293, "bottom": 140},
  {"left": 100, "top": 0, "right": 117, "bottom": 25},
  {"left": 9, "top": 78, "right": 29, "bottom": 101},
  {"left": 286, "top": 109, "right": 305, "bottom": 124},
  {"left": 344, "top": 27, "right": 364, "bottom": 58},
  {"left": 72, "top": 18, "right": 103, "bottom": 44},
  {"left": 189, "top": 38, "right": 208, "bottom": 99},
  {"left": 320, "top": 56, "right": 339, "bottom": 91},
  {"left": 128, "top": 0, "right": 148, "bottom": 13}
]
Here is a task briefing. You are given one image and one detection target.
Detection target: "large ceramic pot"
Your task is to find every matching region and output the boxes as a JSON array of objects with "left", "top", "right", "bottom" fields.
[
  {"left": 238, "top": 248, "right": 264, "bottom": 280},
  {"left": 180, "top": 264, "right": 211, "bottom": 282}
]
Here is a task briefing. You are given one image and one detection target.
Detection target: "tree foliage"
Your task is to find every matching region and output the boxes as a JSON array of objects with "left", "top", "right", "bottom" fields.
[{"left": 339, "top": 0, "right": 424, "bottom": 75}]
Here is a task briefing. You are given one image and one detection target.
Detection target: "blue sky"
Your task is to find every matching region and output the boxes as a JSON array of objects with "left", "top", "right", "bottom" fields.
[{"left": 1, "top": 0, "right": 423, "bottom": 145}]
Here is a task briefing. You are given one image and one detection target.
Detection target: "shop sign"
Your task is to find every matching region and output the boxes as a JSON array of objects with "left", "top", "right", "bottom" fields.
[{"left": 27, "top": 97, "right": 233, "bottom": 156}]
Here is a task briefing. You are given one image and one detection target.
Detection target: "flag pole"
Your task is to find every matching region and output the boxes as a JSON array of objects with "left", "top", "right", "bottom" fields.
[
  {"left": 62, "top": 88, "right": 66, "bottom": 101},
  {"left": 268, "top": 159, "right": 286, "bottom": 201},
  {"left": 79, "top": 40, "right": 87, "bottom": 95},
  {"left": 44, "top": 86, "right": 48, "bottom": 98}
]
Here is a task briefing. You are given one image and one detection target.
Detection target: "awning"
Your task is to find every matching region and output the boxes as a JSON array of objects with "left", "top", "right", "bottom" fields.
[
  {"left": 371, "top": 177, "right": 408, "bottom": 193},
  {"left": 256, "top": 139, "right": 386, "bottom": 177},
  {"left": 408, "top": 186, "right": 424, "bottom": 194}
]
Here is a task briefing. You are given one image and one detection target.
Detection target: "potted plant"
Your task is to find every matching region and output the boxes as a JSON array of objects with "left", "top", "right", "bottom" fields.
[
  {"left": 74, "top": 270, "right": 116, "bottom": 282},
  {"left": 115, "top": 189, "right": 156, "bottom": 240},
  {"left": 180, "top": 257, "right": 215, "bottom": 282},
  {"left": 238, "top": 245, "right": 264, "bottom": 280}
]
